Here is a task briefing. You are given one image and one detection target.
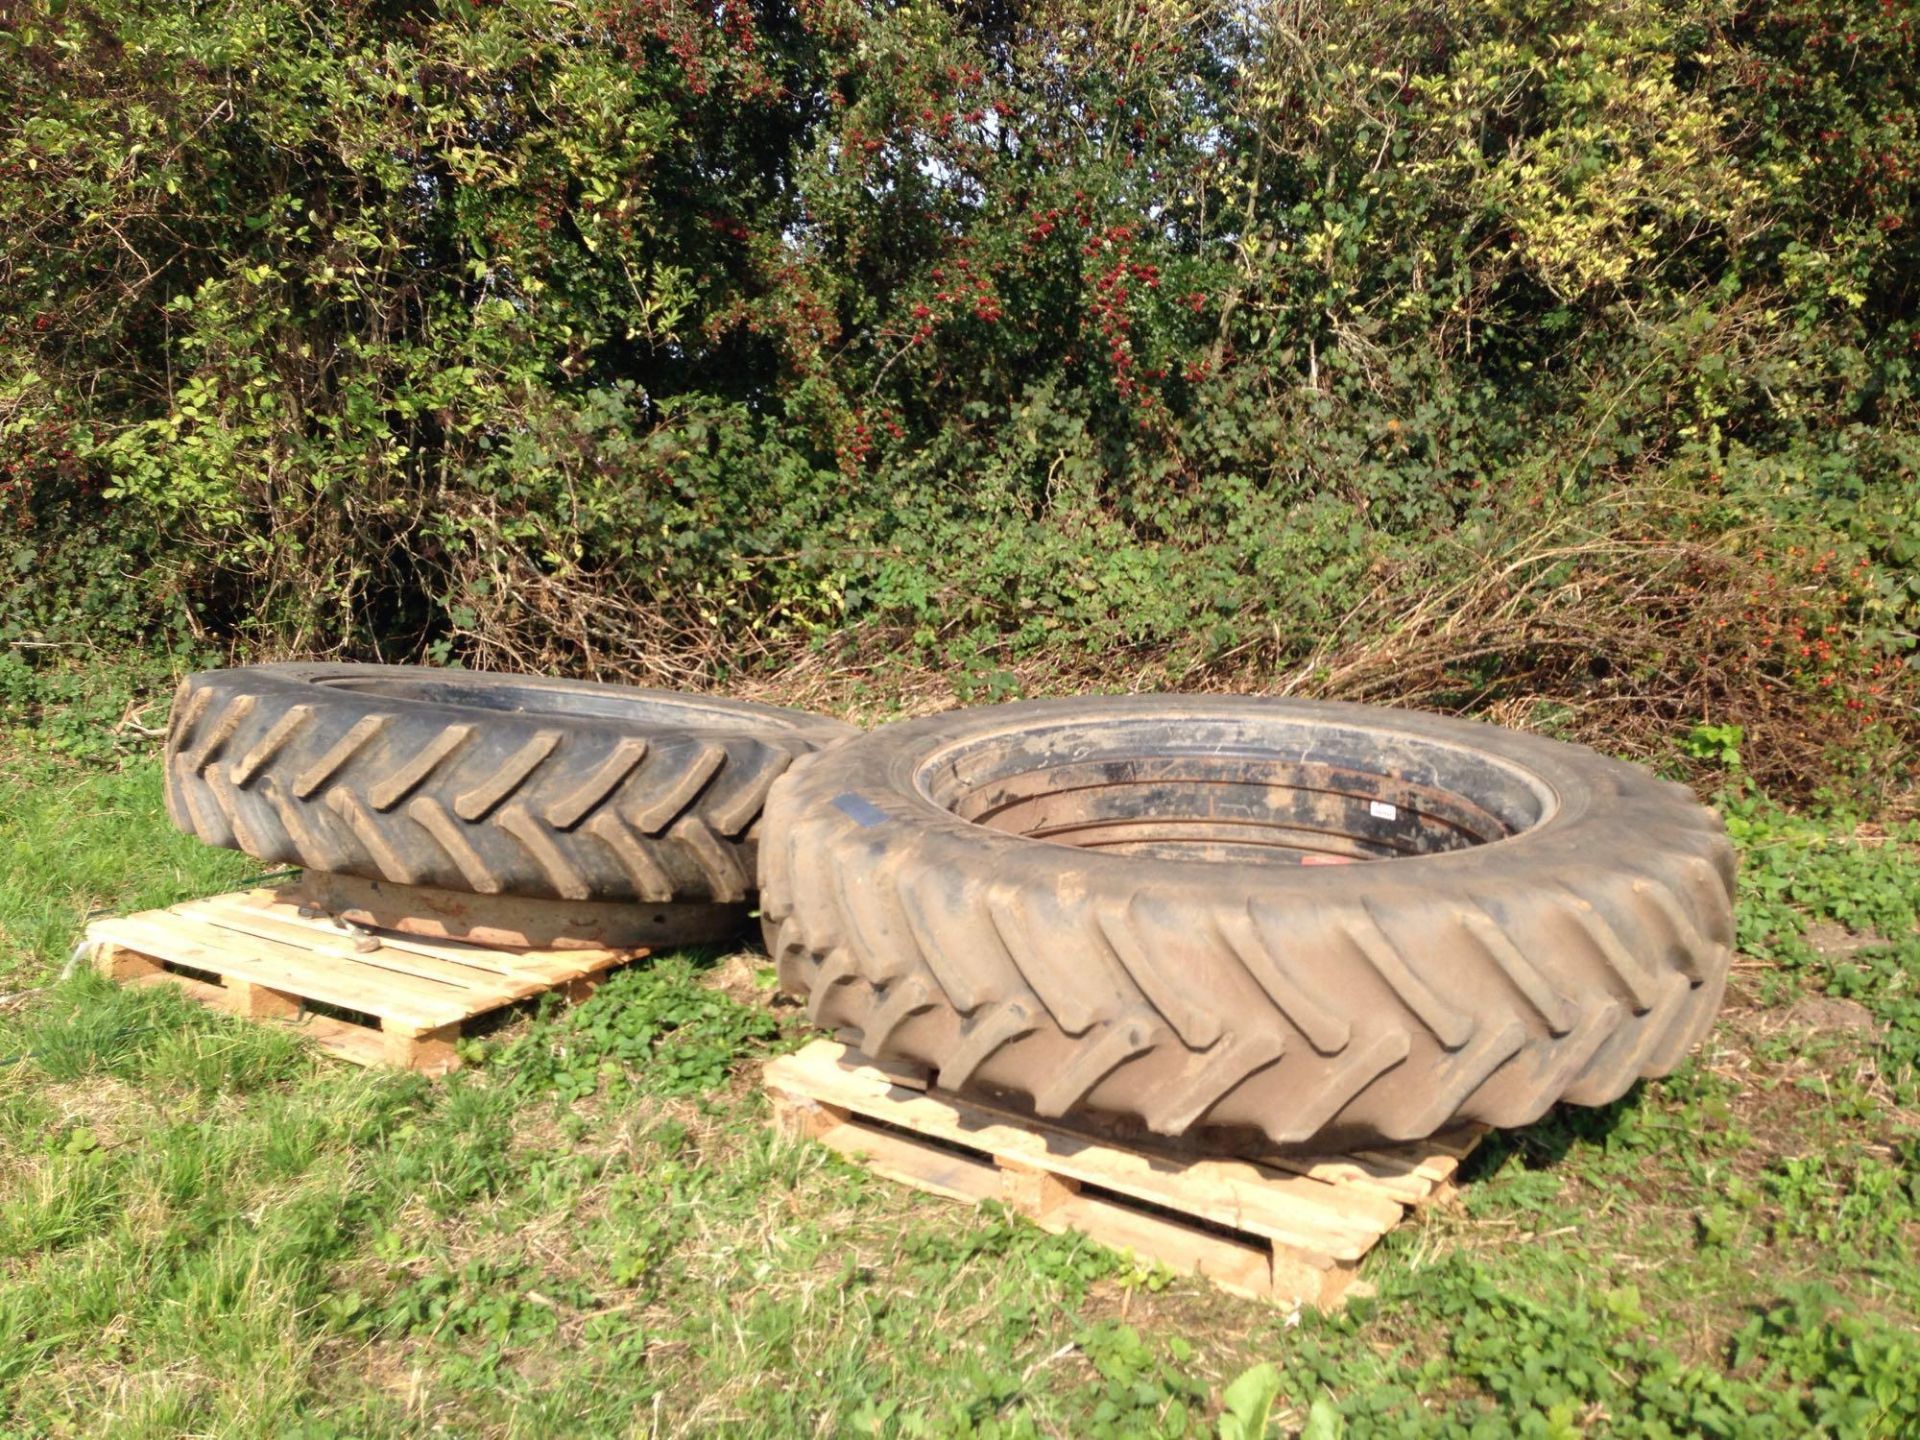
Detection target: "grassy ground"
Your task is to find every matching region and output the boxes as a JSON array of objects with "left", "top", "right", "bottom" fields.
[{"left": 1, "top": 744, "right": 1917, "bottom": 1438}]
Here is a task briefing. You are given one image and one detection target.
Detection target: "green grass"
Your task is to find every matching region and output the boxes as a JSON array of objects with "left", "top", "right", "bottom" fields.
[
  {"left": 0, "top": 746, "right": 1916, "bottom": 1437},
  {"left": 0, "top": 759, "right": 256, "bottom": 988}
]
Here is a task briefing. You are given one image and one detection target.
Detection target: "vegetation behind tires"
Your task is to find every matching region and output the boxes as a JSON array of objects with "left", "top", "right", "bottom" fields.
[{"left": 3, "top": 0, "right": 1917, "bottom": 803}]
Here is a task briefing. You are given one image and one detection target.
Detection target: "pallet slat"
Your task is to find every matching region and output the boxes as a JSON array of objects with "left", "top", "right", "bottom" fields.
[
  {"left": 1259, "top": 1142, "right": 1474, "bottom": 1204},
  {"left": 114, "top": 964, "right": 405, "bottom": 1069},
  {"left": 806, "top": 1113, "right": 1278, "bottom": 1298},
  {"left": 766, "top": 1039, "right": 1483, "bottom": 1309},
  {"left": 766, "top": 1042, "right": 1401, "bottom": 1254},
  {"left": 816, "top": 1122, "right": 1005, "bottom": 1205},
  {"left": 173, "top": 899, "right": 551, "bottom": 1001},
  {"left": 209, "top": 889, "right": 629, "bottom": 982},
  {"left": 87, "top": 886, "right": 646, "bottom": 1074},
  {"left": 90, "top": 912, "right": 474, "bottom": 1026}
]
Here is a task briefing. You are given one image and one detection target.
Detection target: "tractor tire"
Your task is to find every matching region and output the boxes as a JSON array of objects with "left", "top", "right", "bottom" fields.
[
  {"left": 165, "top": 664, "right": 855, "bottom": 906},
  {"left": 760, "top": 695, "right": 1734, "bottom": 1148}
]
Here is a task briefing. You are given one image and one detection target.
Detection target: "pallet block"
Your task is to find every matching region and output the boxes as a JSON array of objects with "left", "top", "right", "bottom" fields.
[
  {"left": 765, "top": 1040, "right": 1483, "bottom": 1308},
  {"left": 87, "top": 886, "right": 646, "bottom": 1074}
]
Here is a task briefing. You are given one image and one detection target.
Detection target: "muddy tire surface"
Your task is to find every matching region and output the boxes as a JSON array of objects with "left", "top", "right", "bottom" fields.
[
  {"left": 760, "top": 696, "right": 1734, "bottom": 1148},
  {"left": 166, "top": 664, "right": 855, "bottom": 904}
]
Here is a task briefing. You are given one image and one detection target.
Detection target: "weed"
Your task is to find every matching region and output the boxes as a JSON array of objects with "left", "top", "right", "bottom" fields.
[
  {"left": 1216, "top": 1363, "right": 1283, "bottom": 1440},
  {"left": 485, "top": 956, "right": 780, "bottom": 1103},
  {"left": 1077, "top": 1322, "right": 1210, "bottom": 1437}
]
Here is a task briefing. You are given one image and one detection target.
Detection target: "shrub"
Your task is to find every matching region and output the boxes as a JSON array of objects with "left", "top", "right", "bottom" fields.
[{"left": 1, "top": 0, "right": 1914, "bottom": 797}]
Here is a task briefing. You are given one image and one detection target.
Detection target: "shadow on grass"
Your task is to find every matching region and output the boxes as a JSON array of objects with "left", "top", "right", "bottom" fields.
[{"left": 1457, "top": 1083, "right": 1648, "bottom": 1186}]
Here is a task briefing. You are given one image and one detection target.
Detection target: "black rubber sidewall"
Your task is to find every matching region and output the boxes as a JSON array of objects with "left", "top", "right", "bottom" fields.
[{"left": 226, "top": 663, "right": 852, "bottom": 743}]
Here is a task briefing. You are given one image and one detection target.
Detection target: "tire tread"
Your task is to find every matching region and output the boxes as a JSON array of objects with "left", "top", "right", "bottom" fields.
[
  {"left": 760, "top": 700, "right": 1735, "bottom": 1147},
  {"left": 165, "top": 667, "right": 851, "bottom": 904}
]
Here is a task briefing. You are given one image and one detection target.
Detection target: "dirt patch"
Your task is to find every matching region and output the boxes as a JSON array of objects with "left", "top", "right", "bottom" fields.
[
  {"left": 1802, "top": 920, "right": 1889, "bottom": 961},
  {"left": 1783, "top": 995, "right": 1881, "bottom": 1037},
  {"left": 1078, "top": 1274, "right": 1270, "bottom": 1339},
  {"left": 700, "top": 949, "right": 774, "bottom": 1008}
]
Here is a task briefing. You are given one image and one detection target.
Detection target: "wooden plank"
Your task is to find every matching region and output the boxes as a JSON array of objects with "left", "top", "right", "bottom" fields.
[
  {"left": 88, "top": 913, "right": 472, "bottom": 1028},
  {"left": 1259, "top": 1150, "right": 1440, "bottom": 1205},
  {"left": 766, "top": 1043, "right": 1394, "bottom": 1259},
  {"left": 767, "top": 1053, "right": 1485, "bottom": 1308},
  {"left": 277, "top": 887, "right": 634, "bottom": 975},
  {"left": 1423, "top": 1126, "right": 1490, "bottom": 1161},
  {"left": 779, "top": 1075, "right": 1367, "bottom": 1259},
  {"left": 383, "top": 1021, "right": 460, "bottom": 1073},
  {"left": 814, "top": 1122, "right": 1005, "bottom": 1205},
  {"left": 776, "top": 1043, "right": 1475, "bottom": 1213},
  {"left": 1274, "top": 1247, "right": 1357, "bottom": 1309},
  {"left": 764, "top": 1040, "right": 1487, "bottom": 1311},
  {"left": 91, "top": 911, "right": 466, "bottom": 1022},
  {"left": 814, "top": 1120, "right": 1282, "bottom": 1305},
  {"left": 562, "top": 972, "right": 603, "bottom": 1005},
  {"left": 770, "top": 1093, "right": 847, "bottom": 1143},
  {"left": 864, "top": 1052, "right": 932, "bottom": 1092},
  {"left": 1269, "top": 1126, "right": 1486, "bottom": 1204},
  {"left": 117, "top": 967, "right": 233, "bottom": 1013},
  {"left": 1030, "top": 1191, "right": 1276, "bottom": 1302},
  {"left": 87, "top": 886, "right": 645, "bottom": 1078},
  {"left": 211, "top": 890, "right": 626, "bottom": 985},
  {"left": 1351, "top": 1144, "right": 1467, "bottom": 1187},
  {"left": 93, "top": 941, "right": 162, "bottom": 982},
  {"left": 228, "top": 979, "right": 301, "bottom": 1020},
  {"left": 285, "top": 872, "right": 671, "bottom": 955},
  {"left": 113, "top": 969, "right": 402, "bottom": 1071},
  {"left": 174, "top": 899, "right": 540, "bottom": 1003},
  {"left": 318, "top": 1017, "right": 418, "bottom": 1069},
  {"left": 996, "top": 1156, "right": 1078, "bottom": 1216},
  {"left": 810, "top": 1118, "right": 1277, "bottom": 1296}
]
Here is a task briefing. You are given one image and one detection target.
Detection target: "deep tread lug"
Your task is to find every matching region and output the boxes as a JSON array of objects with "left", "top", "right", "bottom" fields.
[
  {"left": 453, "top": 730, "right": 560, "bottom": 821},
  {"left": 165, "top": 665, "right": 848, "bottom": 907},
  {"left": 367, "top": 724, "right": 475, "bottom": 811}
]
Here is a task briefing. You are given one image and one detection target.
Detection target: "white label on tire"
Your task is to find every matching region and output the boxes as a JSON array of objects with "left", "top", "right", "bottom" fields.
[{"left": 1369, "top": 801, "right": 1398, "bottom": 821}]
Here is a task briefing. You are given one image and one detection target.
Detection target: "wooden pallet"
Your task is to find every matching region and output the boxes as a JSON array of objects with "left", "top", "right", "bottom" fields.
[
  {"left": 765, "top": 1040, "right": 1484, "bottom": 1308},
  {"left": 87, "top": 887, "right": 647, "bottom": 1074}
]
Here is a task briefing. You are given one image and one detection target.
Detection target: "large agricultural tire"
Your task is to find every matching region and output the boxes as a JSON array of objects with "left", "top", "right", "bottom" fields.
[
  {"left": 165, "top": 664, "right": 855, "bottom": 907},
  {"left": 760, "top": 696, "right": 1734, "bottom": 1149}
]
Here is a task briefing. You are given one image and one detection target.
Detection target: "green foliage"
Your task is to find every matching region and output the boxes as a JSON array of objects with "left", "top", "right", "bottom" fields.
[
  {"left": 20, "top": 970, "right": 308, "bottom": 1094},
  {"left": 1075, "top": 1323, "right": 1209, "bottom": 1438},
  {"left": 485, "top": 955, "right": 780, "bottom": 1102},
  {"left": 1683, "top": 722, "right": 1745, "bottom": 769},
  {"left": 1722, "top": 790, "right": 1920, "bottom": 1105},
  {"left": 1216, "top": 1362, "right": 1283, "bottom": 1440},
  {"left": 0, "top": 753, "right": 255, "bottom": 987},
  {"left": 898, "top": 1206, "right": 1131, "bottom": 1297},
  {"left": 1724, "top": 795, "right": 1920, "bottom": 958},
  {"left": 1270, "top": 1263, "right": 1920, "bottom": 1438},
  {"left": 1734, "top": 1289, "right": 1920, "bottom": 1438},
  {"left": 2, "top": 0, "right": 1916, "bottom": 794},
  {"left": 339, "top": 1255, "right": 578, "bottom": 1347},
  {"left": 0, "top": 650, "right": 199, "bottom": 761}
]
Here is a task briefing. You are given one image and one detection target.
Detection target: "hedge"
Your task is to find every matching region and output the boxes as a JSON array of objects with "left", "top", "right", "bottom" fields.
[{"left": 2, "top": 0, "right": 1916, "bottom": 795}]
